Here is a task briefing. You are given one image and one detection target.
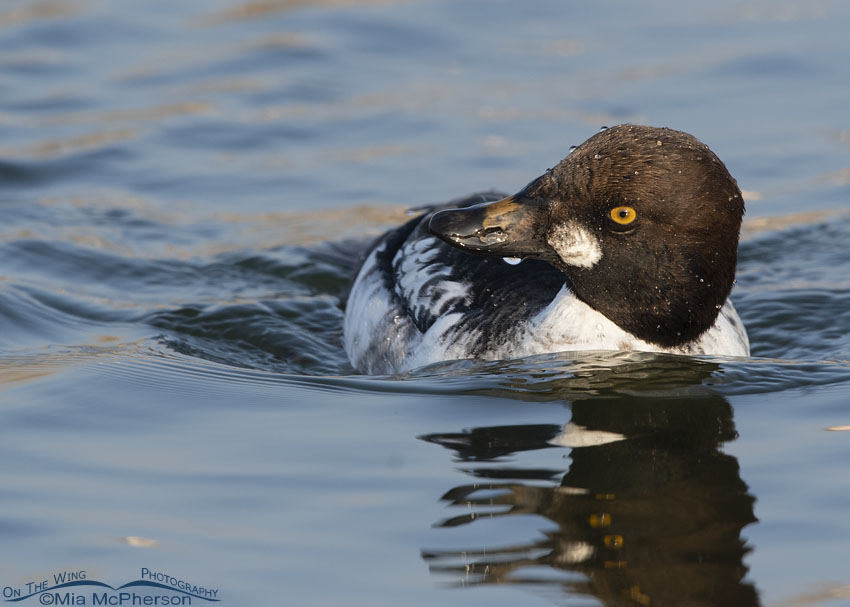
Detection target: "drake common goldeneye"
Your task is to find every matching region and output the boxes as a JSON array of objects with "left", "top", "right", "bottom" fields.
[{"left": 344, "top": 124, "right": 749, "bottom": 374}]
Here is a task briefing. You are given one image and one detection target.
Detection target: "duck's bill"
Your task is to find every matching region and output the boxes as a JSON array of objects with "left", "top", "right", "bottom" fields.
[{"left": 428, "top": 196, "right": 552, "bottom": 260}]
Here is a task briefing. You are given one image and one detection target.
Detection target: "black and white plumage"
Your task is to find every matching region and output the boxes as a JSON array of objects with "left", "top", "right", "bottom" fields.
[{"left": 344, "top": 125, "right": 750, "bottom": 374}]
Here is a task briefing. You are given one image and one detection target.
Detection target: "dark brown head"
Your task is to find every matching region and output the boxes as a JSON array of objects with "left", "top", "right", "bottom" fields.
[{"left": 428, "top": 125, "right": 744, "bottom": 347}]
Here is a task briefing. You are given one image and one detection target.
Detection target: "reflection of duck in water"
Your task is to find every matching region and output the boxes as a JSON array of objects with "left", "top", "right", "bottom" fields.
[
  {"left": 421, "top": 393, "right": 759, "bottom": 607},
  {"left": 345, "top": 125, "right": 749, "bottom": 374}
]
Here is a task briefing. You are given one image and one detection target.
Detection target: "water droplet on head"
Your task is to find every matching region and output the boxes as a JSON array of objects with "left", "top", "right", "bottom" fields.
[
  {"left": 569, "top": 145, "right": 577, "bottom": 153},
  {"left": 699, "top": 278, "right": 704, "bottom": 283},
  {"left": 393, "top": 315, "right": 402, "bottom": 325},
  {"left": 502, "top": 257, "right": 522, "bottom": 265},
  {"left": 599, "top": 125, "right": 608, "bottom": 131}
]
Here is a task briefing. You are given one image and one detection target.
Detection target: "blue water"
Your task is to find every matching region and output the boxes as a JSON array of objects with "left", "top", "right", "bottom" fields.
[{"left": 2, "top": 1, "right": 850, "bottom": 606}]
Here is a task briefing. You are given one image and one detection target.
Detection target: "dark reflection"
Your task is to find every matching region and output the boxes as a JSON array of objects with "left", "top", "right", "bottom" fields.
[{"left": 420, "top": 394, "right": 759, "bottom": 607}]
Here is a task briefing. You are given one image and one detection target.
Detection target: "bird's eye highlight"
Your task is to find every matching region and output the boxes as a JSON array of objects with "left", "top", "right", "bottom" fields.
[{"left": 610, "top": 206, "right": 637, "bottom": 225}]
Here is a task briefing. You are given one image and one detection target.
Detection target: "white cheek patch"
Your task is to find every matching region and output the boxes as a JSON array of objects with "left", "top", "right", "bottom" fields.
[{"left": 546, "top": 220, "right": 602, "bottom": 268}]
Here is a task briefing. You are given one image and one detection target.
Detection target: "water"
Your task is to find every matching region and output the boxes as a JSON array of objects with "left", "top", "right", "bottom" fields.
[{"left": 2, "top": 0, "right": 850, "bottom": 605}]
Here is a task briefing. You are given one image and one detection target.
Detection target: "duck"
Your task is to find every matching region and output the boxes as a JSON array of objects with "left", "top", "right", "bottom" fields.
[{"left": 343, "top": 124, "right": 749, "bottom": 374}]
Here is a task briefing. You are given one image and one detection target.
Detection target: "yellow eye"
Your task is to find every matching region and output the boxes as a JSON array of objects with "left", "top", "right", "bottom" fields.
[{"left": 610, "top": 206, "right": 637, "bottom": 225}]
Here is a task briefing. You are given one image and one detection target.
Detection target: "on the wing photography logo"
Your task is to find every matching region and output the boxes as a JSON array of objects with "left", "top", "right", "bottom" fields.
[{"left": 3, "top": 568, "right": 220, "bottom": 605}]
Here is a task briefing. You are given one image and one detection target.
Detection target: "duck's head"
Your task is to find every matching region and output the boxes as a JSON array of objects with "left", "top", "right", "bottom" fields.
[{"left": 428, "top": 124, "right": 745, "bottom": 349}]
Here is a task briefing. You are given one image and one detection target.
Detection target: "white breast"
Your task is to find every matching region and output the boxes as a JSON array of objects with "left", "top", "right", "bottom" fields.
[{"left": 495, "top": 285, "right": 749, "bottom": 359}]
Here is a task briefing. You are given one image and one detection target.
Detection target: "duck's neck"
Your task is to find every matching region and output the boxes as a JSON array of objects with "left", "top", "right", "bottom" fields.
[{"left": 567, "top": 255, "right": 735, "bottom": 348}]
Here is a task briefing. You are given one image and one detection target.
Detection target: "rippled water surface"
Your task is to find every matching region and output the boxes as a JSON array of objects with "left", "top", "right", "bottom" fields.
[{"left": 2, "top": 1, "right": 850, "bottom": 605}]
